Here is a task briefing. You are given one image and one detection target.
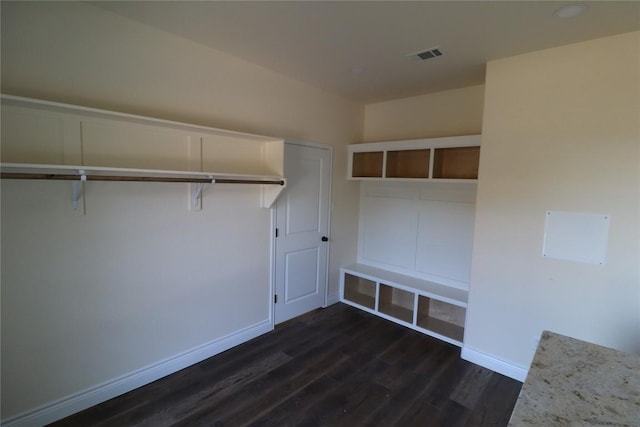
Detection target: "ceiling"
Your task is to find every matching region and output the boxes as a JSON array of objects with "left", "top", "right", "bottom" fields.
[{"left": 94, "top": 1, "right": 640, "bottom": 103}]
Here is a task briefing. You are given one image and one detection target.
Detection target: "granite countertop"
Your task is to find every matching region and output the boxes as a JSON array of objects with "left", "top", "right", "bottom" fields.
[{"left": 509, "top": 330, "right": 640, "bottom": 426}]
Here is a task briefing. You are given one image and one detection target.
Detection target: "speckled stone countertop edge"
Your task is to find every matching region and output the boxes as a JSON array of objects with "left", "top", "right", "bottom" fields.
[{"left": 508, "top": 330, "right": 640, "bottom": 426}]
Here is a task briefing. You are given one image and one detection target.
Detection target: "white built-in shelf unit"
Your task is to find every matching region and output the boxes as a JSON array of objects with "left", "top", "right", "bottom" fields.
[
  {"left": 342, "top": 134, "right": 481, "bottom": 347},
  {"left": 348, "top": 135, "right": 480, "bottom": 182},
  {"left": 341, "top": 263, "right": 468, "bottom": 346},
  {"left": 0, "top": 95, "right": 286, "bottom": 211}
]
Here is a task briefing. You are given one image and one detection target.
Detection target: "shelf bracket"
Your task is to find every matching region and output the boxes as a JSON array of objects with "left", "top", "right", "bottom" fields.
[
  {"left": 190, "top": 178, "right": 214, "bottom": 211},
  {"left": 261, "top": 178, "right": 286, "bottom": 208},
  {"left": 72, "top": 170, "right": 86, "bottom": 215}
]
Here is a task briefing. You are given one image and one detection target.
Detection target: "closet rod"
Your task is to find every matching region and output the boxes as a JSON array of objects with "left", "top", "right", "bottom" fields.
[{"left": 0, "top": 173, "right": 285, "bottom": 186}]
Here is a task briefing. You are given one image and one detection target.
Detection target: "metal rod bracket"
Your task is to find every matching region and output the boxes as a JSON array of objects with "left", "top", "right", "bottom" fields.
[
  {"left": 190, "top": 177, "right": 215, "bottom": 211},
  {"left": 71, "top": 170, "right": 86, "bottom": 214}
]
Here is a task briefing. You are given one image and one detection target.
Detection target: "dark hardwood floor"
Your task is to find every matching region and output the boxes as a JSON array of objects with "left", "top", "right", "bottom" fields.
[{"left": 50, "top": 303, "right": 522, "bottom": 427}]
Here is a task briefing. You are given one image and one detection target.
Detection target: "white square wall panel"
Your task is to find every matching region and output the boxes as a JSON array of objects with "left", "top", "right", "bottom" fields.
[
  {"left": 415, "top": 201, "right": 475, "bottom": 283},
  {"left": 361, "top": 196, "right": 418, "bottom": 270},
  {"left": 542, "top": 211, "right": 610, "bottom": 265}
]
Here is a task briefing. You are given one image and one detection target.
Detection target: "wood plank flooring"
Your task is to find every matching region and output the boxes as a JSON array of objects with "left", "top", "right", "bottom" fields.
[{"left": 50, "top": 303, "right": 522, "bottom": 427}]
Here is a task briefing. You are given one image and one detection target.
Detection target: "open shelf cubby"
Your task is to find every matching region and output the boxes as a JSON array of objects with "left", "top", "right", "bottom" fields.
[
  {"left": 348, "top": 135, "right": 480, "bottom": 181},
  {"left": 343, "top": 272, "right": 376, "bottom": 310},
  {"left": 432, "top": 146, "right": 480, "bottom": 179},
  {"left": 340, "top": 264, "right": 468, "bottom": 347},
  {"left": 416, "top": 295, "right": 465, "bottom": 343},
  {"left": 352, "top": 151, "right": 383, "bottom": 178},
  {"left": 385, "top": 149, "right": 430, "bottom": 178},
  {"left": 378, "top": 284, "right": 414, "bottom": 323}
]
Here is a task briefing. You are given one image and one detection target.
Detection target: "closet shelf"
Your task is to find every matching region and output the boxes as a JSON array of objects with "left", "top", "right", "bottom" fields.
[
  {"left": 1, "top": 95, "right": 287, "bottom": 211},
  {"left": 0, "top": 163, "right": 285, "bottom": 185}
]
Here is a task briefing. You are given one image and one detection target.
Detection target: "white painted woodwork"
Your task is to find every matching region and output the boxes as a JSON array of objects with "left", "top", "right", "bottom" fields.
[
  {"left": 348, "top": 134, "right": 481, "bottom": 182},
  {"left": 344, "top": 135, "right": 481, "bottom": 348},
  {"left": 202, "top": 134, "right": 263, "bottom": 175},
  {"left": 1, "top": 109, "right": 66, "bottom": 164},
  {"left": 342, "top": 263, "right": 468, "bottom": 306},
  {"left": 415, "top": 200, "right": 476, "bottom": 283},
  {"left": 81, "top": 119, "right": 194, "bottom": 171},
  {"left": 0, "top": 94, "right": 284, "bottom": 178},
  {"left": 340, "top": 263, "right": 467, "bottom": 347},
  {"left": 0, "top": 95, "right": 286, "bottom": 208},
  {"left": 361, "top": 195, "right": 418, "bottom": 270},
  {"left": 0, "top": 105, "right": 83, "bottom": 165},
  {"left": 359, "top": 181, "right": 476, "bottom": 290},
  {"left": 274, "top": 143, "right": 331, "bottom": 324}
]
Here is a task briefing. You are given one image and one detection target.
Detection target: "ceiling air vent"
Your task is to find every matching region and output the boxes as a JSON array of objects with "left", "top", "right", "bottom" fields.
[{"left": 407, "top": 47, "right": 444, "bottom": 62}]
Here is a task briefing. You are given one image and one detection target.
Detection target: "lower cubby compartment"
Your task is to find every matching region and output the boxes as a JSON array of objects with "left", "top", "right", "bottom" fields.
[
  {"left": 416, "top": 295, "right": 465, "bottom": 343},
  {"left": 378, "top": 284, "right": 414, "bottom": 323},
  {"left": 340, "top": 264, "right": 468, "bottom": 347},
  {"left": 343, "top": 273, "right": 376, "bottom": 309}
]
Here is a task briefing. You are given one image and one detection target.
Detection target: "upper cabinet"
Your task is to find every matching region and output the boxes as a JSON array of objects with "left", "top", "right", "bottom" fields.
[{"left": 348, "top": 135, "right": 480, "bottom": 182}]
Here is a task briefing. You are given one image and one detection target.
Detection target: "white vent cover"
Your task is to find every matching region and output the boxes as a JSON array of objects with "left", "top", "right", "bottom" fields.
[{"left": 407, "top": 47, "right": 444, "bottom": 62}]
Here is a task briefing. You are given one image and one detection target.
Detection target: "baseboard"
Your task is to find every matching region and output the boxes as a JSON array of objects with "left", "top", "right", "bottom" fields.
[
  {"left": 2, "top": 320, "right": 274, "bottom": 427},
  {"left": 325, "top": 292, "right": 340, "bottom": 306},
  {"left": 461, "top": 346, "right": 528, "bottom": 382}
]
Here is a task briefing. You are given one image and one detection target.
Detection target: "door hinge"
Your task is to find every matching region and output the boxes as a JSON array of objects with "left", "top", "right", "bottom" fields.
[
  {"left": 274, "top": 294, "right": 278, "bottom": 304},
  {"left": 275, "top": 228, "right": 279, "bottom": 238}
]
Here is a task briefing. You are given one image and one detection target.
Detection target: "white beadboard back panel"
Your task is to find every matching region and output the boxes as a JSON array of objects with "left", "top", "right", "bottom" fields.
[
  {"left": 415, "top": 201, "right": 475, "bottom": 284},
  {"left": 358, "top": 181, "right": 476, "bottom": 289},
  {"left": 361, "top": 194, "right": 418, "bottom": 270}
]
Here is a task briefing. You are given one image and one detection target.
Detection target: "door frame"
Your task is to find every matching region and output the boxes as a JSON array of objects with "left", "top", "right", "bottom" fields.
[{"left": 270, "top": 139, "right": 333, "bottom": 326}]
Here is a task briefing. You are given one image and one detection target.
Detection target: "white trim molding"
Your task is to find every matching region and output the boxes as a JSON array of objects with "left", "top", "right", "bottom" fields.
[
  {"left": 461, "top": 345, "right": 529, "bottom": 382},
  {"left": 325, "top": 292, "right": 341, "bottom": 306},
  {"left": 2, "top": 320, "right": 273, "bottom": 427}
]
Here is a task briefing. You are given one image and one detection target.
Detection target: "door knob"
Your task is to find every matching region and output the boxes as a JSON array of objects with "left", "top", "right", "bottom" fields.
[{"left": 321, "top": 236, "right": 329, "bottom": 242}]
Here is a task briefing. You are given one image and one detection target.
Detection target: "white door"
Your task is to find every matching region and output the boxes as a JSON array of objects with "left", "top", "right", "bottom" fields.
[{"left": 274, "top": 142, "right": 331, "bottom": 324}]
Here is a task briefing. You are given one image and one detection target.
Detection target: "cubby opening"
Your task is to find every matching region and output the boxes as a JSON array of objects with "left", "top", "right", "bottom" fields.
[
  {"left": 417, "top": 296, "right": 465, "bottom": 342},
  {"left": 432, "top": 146, "right": 480, "bottom": 179},
  {"left": 343, "top": 273, "right": 376, "bottom": 309},
  {"left": 385, "top": 149, "right": 430, "bottom": 178},
  {"left": 352, "top": 151, "right": 383, "bottom": 178},
  {"left": 378, "top": 284, "right": 414, "bottom": 323}
]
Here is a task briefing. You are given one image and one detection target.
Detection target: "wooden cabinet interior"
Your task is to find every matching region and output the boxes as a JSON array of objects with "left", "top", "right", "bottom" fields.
[
  {"left": 352, "top": 151, "right": 383, "bottom": 177},
  {"left": 416, "top": 296, "right": 465, "bottom": 342},
  {"left": 378, "top": 284, "right": 414, "bottom": 323},
  {"left": 432, "top": 146, "right": 480, "bottom": 179},
  {"left": 349, "top": 136, "right": 481, "bottom": 181},
  {"left": 386, "top": 149, "right": 430, "bottom": 178},
  {"left": 343, "top": 273, "right": 376, "bottom": 309}
]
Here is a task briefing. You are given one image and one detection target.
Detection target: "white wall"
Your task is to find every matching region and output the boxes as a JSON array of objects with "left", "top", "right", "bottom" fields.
[
  {"left": 0, "top": 1, "right": 362, "bottom": 421},
  {"left": 465, "top": 31, "right": 640, "bottom": 374},
  {"left": 1, "top": 180, "right": 271, "bottom": 418}
]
